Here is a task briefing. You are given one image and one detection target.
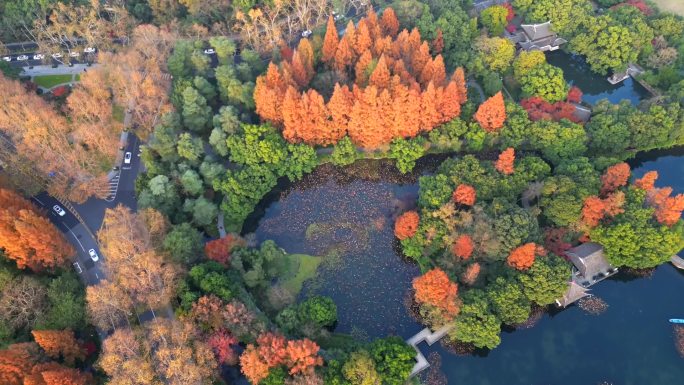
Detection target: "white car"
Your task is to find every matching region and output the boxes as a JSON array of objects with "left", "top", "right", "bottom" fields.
[
  {"left": 334, "top": 15, "right": 343, "bottom": 21},
  {"left": 16, "top": 55, "right": 28, "bottom": 61},
  {"left": 53, "top": 204, "right": 66, "bottom": 216},
  {"left": 124, "top": 152, "right": 132, "bottom": 164},
  {"left": 88, "top": 248, "right": 99, "bottom": 262},
  {"left": 83, "top": 47, "right": 96, "bottom": 53},
  {"left": 203, "top": 48, "right": 215, "bottom": 54},
  {"left": 301, "top": 29, "right": 312, "bottom": 38},
  {"left": 52, "top": 52, "right": 63, "bottom": 58},
  {"left": 2, "top": 56, "right": 11, "bottom": 62},
  {"left": 33, "top": 54, "right": 45, "bottom": 60},
  {"left": 69, "top": 51, "right": 80, "bottom": 57}
]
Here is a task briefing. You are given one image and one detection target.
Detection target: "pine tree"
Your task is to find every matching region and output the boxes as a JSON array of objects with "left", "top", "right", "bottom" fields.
[
  {"left": 32, "top": 330, "right": 85, "bottom": 365},
  {"left": 354, "top": 21, "right": 372, "bottom": 56},
  {"left": 432, "top": 29, "right": 444, "bottom": 54},
  {"left": 334, "top": 37, "right": 354, "bottom": 73},
  {"left": 452, "top": 67, "right": 468, "bottom": 103},
  {"left": 322, "top": 16, "right": 339, "bottom": 65}
]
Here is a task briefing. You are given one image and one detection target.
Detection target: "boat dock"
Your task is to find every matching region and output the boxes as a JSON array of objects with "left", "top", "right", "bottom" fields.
[{"left": 406, "top": 323, "right": 454, "bottom": 377}]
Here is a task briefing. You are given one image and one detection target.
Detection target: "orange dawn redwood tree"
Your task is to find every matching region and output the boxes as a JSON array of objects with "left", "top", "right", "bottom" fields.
[
  {"left": 322, "top": 16, "right": 339, "bottom": 64},
  {"left": 394, "top": 211, "right": 420, "bottom": 240},
  {"left": 452, "top": 184, "right": 476, "bottom": 206},
  {"left": 495, "top": 148, "right": 515, "bottom": 175},
  {"left": 253, "top": 8, "right": 467, "bottom": 149},
  {"left": 507, "top": 243, "right": 538, "bottom": 270},
  {"left": 474, "top": 91, "right": 506, "bottom": 131},
  {"left": 412, "top": 268, "right": 460, "bottom": 318}
]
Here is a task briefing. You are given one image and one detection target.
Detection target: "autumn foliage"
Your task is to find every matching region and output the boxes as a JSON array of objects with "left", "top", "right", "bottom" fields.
[
  {"left": 208, "top": 329, "right": 239, "bottom": 365},
  {"left": 506, "top": 243, "right": 538, "bottom": 270},
  {"left": 566, "top": 86, "right": 583, "bottom": 103},
  {"left": 394, "top": 211, "right": 420, "bottom": 240},
  {"left": 495, "top": 148, "right": 515, "bottom": 175},
  {"left": 600, "top": 162, "right": 630, "bottom": 195},
  {"left": 32, "top": 330, "right": 85, "bottom": 365},
  {"left": 412, "top": 268, "right": 460, "bottom": 319},
  {"left": 520, "top": 97, "right": 583, "bottom": 123},
  {"left": 0, "top": 342, "right": 91, "bottom": 385},
  {"left": 635, "top": 171, "right": 658, "bottom": 191},
  {"left": 581, "top": 191, "right": 626, "bottom": 228},
  {"left": 0, "top": 188, "right": 74, "bottom": 271},
  {"left": 648, "top": 187, "right": 684, "bottom": 226},
  {"left": 239, "top": 333, "right": 323, "bottom": 384},
  {"left": 544, "top": 228, "right": 572, "bottom": 257},
  {"left": 474, "top": 91, "right": 506, "bottom": 132},
  {"left": 204, "top": 234, "right": 245, "bottom": 266},
  {"left": 452, "top": 184, "right": 476, "bottom": 206},
  {"left": 253, "top": 8, "right": 467, "bottom": 149},
  {"left": 452, "top": 235, "right": 474, "bottom": 260},
  {"left": 461, "top": 263, "right": 481, "bottom": 285}
]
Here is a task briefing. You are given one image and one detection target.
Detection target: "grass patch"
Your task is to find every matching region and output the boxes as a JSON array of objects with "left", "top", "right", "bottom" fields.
[
  {"left": 112, "top": 105, "right": 125, "bottom": 123},
  {"left": 33, "top": 74, "right": 73, "bottom": 88},
  {"left": 280, "top": 254, "right": 321, "bottom": 296},
  {"left": 652, "top": 0, "right": 684, "bottom": 16}
]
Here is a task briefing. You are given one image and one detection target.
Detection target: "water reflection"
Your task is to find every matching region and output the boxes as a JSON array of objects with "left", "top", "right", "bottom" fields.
[{"left": 547, "top": 51, "right": 649, "bottom": 105}]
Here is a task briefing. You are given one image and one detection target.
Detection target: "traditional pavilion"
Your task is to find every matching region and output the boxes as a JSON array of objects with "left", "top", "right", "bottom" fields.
[
  {"left": 511, "top": 21, "right": 567, "bottom": 52},
  {"left": 556, "top": 243, "right": 618, "bottom": 307}
]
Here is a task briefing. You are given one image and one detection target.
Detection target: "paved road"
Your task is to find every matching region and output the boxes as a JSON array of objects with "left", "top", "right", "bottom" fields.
[{"left": 21, "top": 63, "right": 96, "bottom": 77}]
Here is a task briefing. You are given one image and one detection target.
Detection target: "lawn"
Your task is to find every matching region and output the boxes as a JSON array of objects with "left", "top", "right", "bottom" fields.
[
  {"left": 281, "top": 254, "right": 322, "bottom": 296},
  {"left": 33, "top": 74, "right": 74, "bottom": 88},
  {"left": 653, "top": 0, "right": 684, "bottom": 16},
  {"left": 112, "top": 105, "right": 125, "bottom": 123}
]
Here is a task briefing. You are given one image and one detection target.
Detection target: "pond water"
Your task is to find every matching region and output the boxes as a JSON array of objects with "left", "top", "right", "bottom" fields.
[
  {"left": 251, "top": 151, "right": 684, "bottom": 384},
  {"left": 546, "top": 51, "right": 649, "bottom": 106}
]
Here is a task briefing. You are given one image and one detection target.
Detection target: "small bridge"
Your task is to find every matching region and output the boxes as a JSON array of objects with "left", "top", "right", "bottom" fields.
[{"left": 406, "top": 324, "right": 455, "bottom": 377}]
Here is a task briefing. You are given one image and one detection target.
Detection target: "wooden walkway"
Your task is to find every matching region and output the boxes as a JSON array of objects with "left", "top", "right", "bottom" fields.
[
  {"left": 406, "top": 324, "right": 455, "bottom": 377},
  {"left": 671, "top": 255, "right": 684, "bottom": 270},
  {"left": 607, "top": 63, "right": 660, "bottom": 97}
]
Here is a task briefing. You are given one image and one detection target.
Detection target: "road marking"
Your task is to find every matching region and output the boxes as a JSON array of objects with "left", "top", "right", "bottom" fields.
[
  {"left": 105, "top": 172, "right": 121, "bottom": 202},
  {"left": 122, "top": 166, "right": 131, "bottom": 170},
  {"left": 95, "top": 272, "right": 99, "bottom": 279},
  {"left": 68, "top": 227, "right": 86, "bottom": 252},
  {"left": 151, "top": 309, "right": 156, "bottom": 319},
  {"left": 31, "top": 196, "right": 45, "bottom": 206}
]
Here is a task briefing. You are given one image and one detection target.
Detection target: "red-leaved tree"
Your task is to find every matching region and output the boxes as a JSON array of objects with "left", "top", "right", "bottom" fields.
[
  {"left": 452, "top": 235, "right": 474, "bottom": 260},
  {"left": 412, "top": 268, "right": 460, "bottom": 319},
  {"left": 495, "top": 148, "right": 515, "bottom": 175},
  {"left": 452, "top": 184, "right": 476, "bottom": 206},
  {"left": 507, "top": 243, "right": 537, "bottom": 270},
  {"left": 204, "top": 234, "right": 245, "bottom": 266},
  {"left": 648, "top": 187, "right": 684, "bottom": 226},
  {"left": 635, "top": 171, "right": 658, "bottom": 191},
  {"left": 600, "top": 162, "right": 630, "bottom": 195},
  {"left": 394, "top": 211, "right": 420, "bottom": 240}
]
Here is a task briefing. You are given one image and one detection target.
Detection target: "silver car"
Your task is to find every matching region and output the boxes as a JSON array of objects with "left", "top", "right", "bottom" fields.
[
  {"left": 88, "top": 248, "right": 99, "bottom": 262},
  {"left": 33, "top": 54, "right": 45, "bottom": 60},
  {"left": 16, "top": 55, "right": 28, "bottom": 61}
]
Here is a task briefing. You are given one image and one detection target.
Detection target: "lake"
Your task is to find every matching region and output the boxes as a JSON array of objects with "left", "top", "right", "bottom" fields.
[
  {"left": 251, "top": 151, "right": 684, "bottom": 384},
  {"left": 546, "top": 51, "right": 650, "bottom": 106}
]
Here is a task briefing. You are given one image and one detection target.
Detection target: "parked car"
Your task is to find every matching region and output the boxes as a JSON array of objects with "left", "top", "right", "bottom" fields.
[
  {"left": 301, "top": 29, "right": 312, "bottom": 37},
  {"left": 88, "top": 249, "right": 99, "bottom": 262},
  {"left": 33, "top": 54, "right": 45, "bottom": 60},
  {"left": 334, "top": 14, "right": 343, "bottom": 21},
  {"left": 69, "top": 51, "right": 80, "bottom": 57},
  {"left": 16, "top": 55, "right": 28, "bottom": 61},
  {"left": 52, "top": 52, "right": 63, "bottom": 58},
  {"left": 1, "top": 56, "right": 10, "bottom": 62},
  {"left": 124, "top": 152, "right": 132, "bottom": 164},
  {"left": 52, "top": 205, "right": 66, "bottom": 216},
  {"left": 203, "top": 48, "right": 215, "bottom": 54},
  {"left": 83, "top": 47, "right": 96, "bottom": 53}
]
